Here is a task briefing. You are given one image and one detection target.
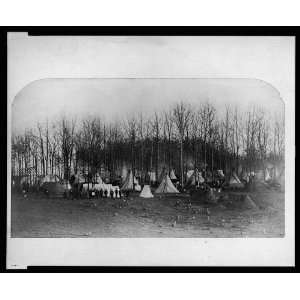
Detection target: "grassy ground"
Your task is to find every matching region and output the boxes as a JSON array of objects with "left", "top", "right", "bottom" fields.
[{"left": 11, "top": 188, "right": 284, "bottom": 238}]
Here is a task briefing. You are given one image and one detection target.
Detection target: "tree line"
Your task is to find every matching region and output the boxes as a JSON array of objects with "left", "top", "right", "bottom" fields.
[{"left": 11, "top": 101, "right": 284, "bottom": 186}]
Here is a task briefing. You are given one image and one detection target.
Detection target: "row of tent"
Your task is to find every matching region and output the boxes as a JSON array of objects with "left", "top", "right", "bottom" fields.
[
  {"left": 184, "top": 167, "right": 285, "bottom": 189},
  {"left": 15, "top": 163, "right": 284, "bottom": 197},
  {"left": 67, "top": 170, "right": 178, "bottom": 198},
  {"left": 147, "top": 169, "right": 177, "bottom": 183},
  {"left": 79, "top": 171, "right": 179, "bottom": 197},
  {"left": 19, "top": 167, "right": 282, "bottom": 189},
  {"left": 18, "top": 164, "right": 284, "bottom": 189},
  {"left": 139, "top": 174, "right": 179, "bottom": 198},
  {"left": 121, "top": 170, "right": 179, "bottom": 193}
]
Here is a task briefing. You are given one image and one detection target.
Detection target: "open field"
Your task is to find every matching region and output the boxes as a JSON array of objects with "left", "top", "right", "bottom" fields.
[{"left": 11, "top": 188, "right": 284, "bottom": 238}]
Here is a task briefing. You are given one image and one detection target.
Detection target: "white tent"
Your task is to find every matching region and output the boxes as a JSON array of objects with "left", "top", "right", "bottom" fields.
[
  {"left": 121, "top": 170, "right": 140, "bottom": 191},
  {"left": 139, "top": 185, "right": 154, "bottom": 198},
  {"left": 232, "top": 172, "right": 242, "bottom": 183},
  {"left": 155, "top": 174, "right": 179, "bottom": 194},
  {"left": 228, "top": 173, "right": 244, "bottom": 188},
  {"left": 169, "top": 169, "right": 177, "bottom": 180}
]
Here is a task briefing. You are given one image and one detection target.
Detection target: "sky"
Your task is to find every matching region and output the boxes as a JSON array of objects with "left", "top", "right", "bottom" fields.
[
  {"left": 12, "top": 78, "right": 284, "bottom": 134},
  {"left": 8, "top": 34, "right": 293, "bottom": 134}
]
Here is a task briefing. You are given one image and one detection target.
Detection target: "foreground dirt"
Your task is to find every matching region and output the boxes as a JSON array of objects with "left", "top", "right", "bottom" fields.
[{"left": 11, "top": 189, "right": 284, "bottom": 238}]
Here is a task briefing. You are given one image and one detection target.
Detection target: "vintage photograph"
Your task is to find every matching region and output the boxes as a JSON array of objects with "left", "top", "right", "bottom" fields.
[
  {"left": 11, "top": 77, "right": 285, "bottom": 238},
  {"left": 6, "top": 33, "right": 294, "bottom": 268}
]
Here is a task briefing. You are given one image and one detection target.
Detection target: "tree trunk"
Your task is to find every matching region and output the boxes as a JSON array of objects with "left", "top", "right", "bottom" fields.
[{"left": 180, "top": 139, "right": 183, "bottom": 187}]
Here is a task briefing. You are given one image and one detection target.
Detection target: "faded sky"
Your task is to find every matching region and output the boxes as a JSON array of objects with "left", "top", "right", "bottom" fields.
[{"left": 12, "top": 78, "right": 284, "bottom": 134}]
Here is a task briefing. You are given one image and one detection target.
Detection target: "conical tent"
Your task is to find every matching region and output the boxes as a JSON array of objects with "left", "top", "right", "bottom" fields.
[
  {"left": 228, "top": 173, "right": 244, "bottom": 188},
  {"left": 139, "top": 185, "right": 154, "bottom": 198},
  {"left": 232, "top": 172, "right": 242, "bottom": 183},
  {"left": 121, "top": 170, "right": 139, "bottom": 191},
  {"left": 155, "top": 174, "right": 179, "bottom": 193},
  {"left": 229, "top": 176, "right": 241, "bottom": 185},
  {"left": 169, "top": 169, "right": 177, "bottom": 180}
]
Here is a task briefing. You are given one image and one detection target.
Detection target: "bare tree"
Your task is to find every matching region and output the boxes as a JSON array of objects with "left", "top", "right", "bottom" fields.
[
  {"left": 199, "top": 102, "right": 216, "bottom": 176},
  {"left": 173, "top": 102, "right": 192, "bottom": 187},
  {"left": 11, "top": 99, "right": 284, "bottom": 190},
  {"left": 152, "top": 112, "right": 161, "bottom": 180},
  {"left": 59, "top": 117, "right": 76, "bottom": 181},
  {"left": 124, "top": 115, "right": 137, "bottom": 189},
  {"left": 164, "top": 109, "right": 174, "bottom": 173}
]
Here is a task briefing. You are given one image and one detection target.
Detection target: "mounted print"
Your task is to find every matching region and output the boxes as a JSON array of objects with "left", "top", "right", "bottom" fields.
[{"left": 6, "top": 33, "right": 295, "bottom": 268}]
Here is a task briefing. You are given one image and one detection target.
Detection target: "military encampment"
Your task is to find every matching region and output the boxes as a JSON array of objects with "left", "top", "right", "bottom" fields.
[{"left": 11, "top": 78, "right": 285, "bottom": 238}]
